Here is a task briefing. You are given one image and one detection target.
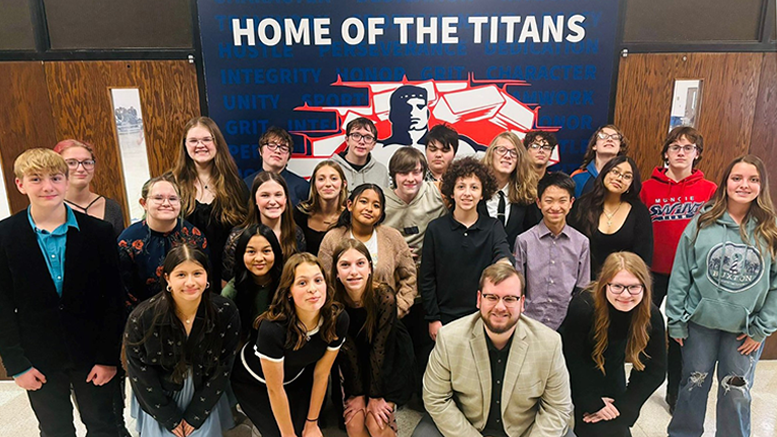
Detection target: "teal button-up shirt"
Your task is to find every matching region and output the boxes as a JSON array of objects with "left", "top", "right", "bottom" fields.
[{"left": 27, "top": 205, "right": 79, "bottom": 297}]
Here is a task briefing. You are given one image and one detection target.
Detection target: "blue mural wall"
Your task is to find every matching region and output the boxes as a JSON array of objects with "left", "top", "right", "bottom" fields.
[{"left": 197, "top": 0, "right": 620, "bottom": 178}]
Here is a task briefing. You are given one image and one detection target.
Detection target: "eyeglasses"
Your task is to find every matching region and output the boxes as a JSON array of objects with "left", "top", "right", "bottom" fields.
[
  {"left": 186, "top": 137, "right": 214, "bottom": 147},
  {"left": 263, "top": 142, "right": 291, "bottom": 154},
  {"left": 64, "top": 159, "right": 95, "bottom": 170},
  {"left": 493, "top": 146, "right": 518, "bottom": 158},
  {"left": 608, "top": 168, "right": 633, "bottom": 182},
  {"left": 348, "top": 132, "right": 376, "bottom": 144},
  {"left": 528, "top": 142, "right": 554, "bottom": 152},
  {"left": 148, "top": 196, "right": 180, "bottom": 205},
  {"left": 596, "top": 132, "right": 622, "bottom": 141},
  {"left": 607, "top": 283, "right": 644, "bottom": 295},
  {"left": 481, "top": 293, "right": 523, "bottom": 307},
  {"left": 667, "top": 144, "right": 697, "bottom": 154}
]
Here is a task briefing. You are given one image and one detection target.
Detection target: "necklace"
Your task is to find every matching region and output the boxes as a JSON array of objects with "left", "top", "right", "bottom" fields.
[
  {"left": 321, "top": 214, "right": 338, "bottom": 225},
  {"left": 176, "top": 311, "right": 195, "bottom": 325},
  {"left": 603, "top": 202, "right": 623, "bottom": 228},
  {"left": 197, "top": 175, "right": 213, "bottom": 191}
]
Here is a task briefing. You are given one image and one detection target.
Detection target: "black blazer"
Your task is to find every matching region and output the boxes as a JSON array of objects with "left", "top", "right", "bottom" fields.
[
  {"left": 478, "top": 199, "right": 541, "bottom": 252},
  {"left": 0, "top": 210, "right": 124, "bottom": 375}
]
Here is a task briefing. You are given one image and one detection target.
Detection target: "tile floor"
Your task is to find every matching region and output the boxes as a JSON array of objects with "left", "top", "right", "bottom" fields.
[{"left": 1, "top": 361, "right": 775, "bottom": 436}]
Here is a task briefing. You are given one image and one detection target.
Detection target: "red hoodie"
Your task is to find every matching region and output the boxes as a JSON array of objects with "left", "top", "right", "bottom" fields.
[{"left": 640, "top": 167, "right": 717, "bottom": 275}]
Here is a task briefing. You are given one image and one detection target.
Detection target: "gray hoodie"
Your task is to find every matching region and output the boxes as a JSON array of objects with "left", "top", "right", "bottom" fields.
[{"left": 331, "top": 152, "right": 390, "bottom": 192}]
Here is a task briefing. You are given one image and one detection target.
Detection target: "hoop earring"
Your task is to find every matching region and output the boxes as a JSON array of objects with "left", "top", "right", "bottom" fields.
[
  {"left": 166, "top": 285, "right": 172, "bottom": 292},
  {"left": 206, "top": 282, "right": 210, "bottom": 289}
]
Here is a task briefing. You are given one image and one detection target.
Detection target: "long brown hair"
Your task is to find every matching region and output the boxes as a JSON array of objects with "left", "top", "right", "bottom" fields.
[
  {"left": 482, "top": 131, "right": 538, "bottom": 204},
  {"left": 578, "top": 124, "right": 630, "bottom": 171},
  {"left": 244, "top": 171, "right": 299, "bottom": 258},
  {"left": 125, "top": 245, "right": 219, "bottom": 384},
  {"left": 696, "top": 155, "right": 777, "bottom": 259},
  {"left": 297, "top": 160, "right": 348, "bottom": 216},
  {"left": 590, "top": 252, "right": 653, "bottom": 374},
  {"left": 171, "top": 116, "right": 247, "bottom": 226},
  {"left": 572, "top": 156, "right": 643, "bottom": 238},
  {"left": 256, "top": 253, "right": 343, "bottom": 350},
  {"left": 330, "top": 239, "right": 390, "bottom": 341}
]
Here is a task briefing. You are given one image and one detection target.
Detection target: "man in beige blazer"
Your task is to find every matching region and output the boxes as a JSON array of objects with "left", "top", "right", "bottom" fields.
[{"left": 413, "top": 263, "right": 574, "bottom": 437}]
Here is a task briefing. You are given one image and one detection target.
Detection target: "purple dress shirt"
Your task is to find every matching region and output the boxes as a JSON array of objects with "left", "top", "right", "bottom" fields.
[{"left": 514, "top": 221, "right": 591, "bottom": 330}]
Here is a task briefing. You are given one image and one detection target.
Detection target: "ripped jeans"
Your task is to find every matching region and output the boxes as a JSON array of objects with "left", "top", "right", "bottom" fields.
[{"left": 668, "top": 322, "right": 764, "bottom": 437}]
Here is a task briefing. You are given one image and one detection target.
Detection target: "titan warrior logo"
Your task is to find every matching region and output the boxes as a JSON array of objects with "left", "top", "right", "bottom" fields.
[
  {"left": 286, "top": 75, "right": 559, "bottom": 178},
  {"left": 706, "top": 242, "right": 764, "bottom": 293},
  {"left": 648, "top": 201, "right": 705, "bottom": 222}
]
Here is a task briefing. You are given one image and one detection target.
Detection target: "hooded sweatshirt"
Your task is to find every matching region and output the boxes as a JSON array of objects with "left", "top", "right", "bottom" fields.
[
  {"left": 640, "top": 168, "right": 717, "bottom": 275},
  {"left": 383, "top": 181, "right": 447, "bottom": 262},
  {"left": 666, "top": 210, "right": 777, "bottom": 342},
  {"left": 331, "top": 152, "right": 390, "bottom": 191}
]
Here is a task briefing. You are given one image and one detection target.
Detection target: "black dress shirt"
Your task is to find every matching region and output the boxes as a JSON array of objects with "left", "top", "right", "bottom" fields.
[
  {"left": 483, "top": 331, "right": 514, "bottom": 437},
  {"left": 420, "top": 214, "right": 513, "bottom": 324}
]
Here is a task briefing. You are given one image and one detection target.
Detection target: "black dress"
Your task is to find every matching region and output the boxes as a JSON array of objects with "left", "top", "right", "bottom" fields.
[
  {"left": 569, "top": 200, "right": 653, "bottom": 278},
  {"left": 230, "top": 311, "right": 349, "bottom": 437},
  {"left": 559, "top": 292, "right": 666, "bottom": 437},
  {"left": 337, "top": 285, "right": 414, "bottom": 406},
  {"left": 186, "top": 201, "right": 235, "bottom": 287},
  {"left": 292, "top": 207, "right": 330, "bottom": 256}
]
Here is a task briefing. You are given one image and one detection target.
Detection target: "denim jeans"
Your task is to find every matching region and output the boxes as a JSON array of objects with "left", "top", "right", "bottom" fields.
[{"left": 667, "top": 322, "right": 764, "bottom": 437}]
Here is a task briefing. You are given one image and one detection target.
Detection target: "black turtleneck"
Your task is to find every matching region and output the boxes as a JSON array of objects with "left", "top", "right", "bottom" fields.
[{"left": 558, "top": 291, "right": 666, "bottom": 436}]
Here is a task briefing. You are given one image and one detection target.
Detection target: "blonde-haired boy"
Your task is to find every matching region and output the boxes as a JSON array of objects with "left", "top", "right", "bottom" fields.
[{"left": 0, "top": 148, "right": 124, "bottom": 435}]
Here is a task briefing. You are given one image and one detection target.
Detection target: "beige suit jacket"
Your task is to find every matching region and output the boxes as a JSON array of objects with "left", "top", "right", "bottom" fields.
[{"left": 423, "top": 313, "right": 573, "bottom": 437}]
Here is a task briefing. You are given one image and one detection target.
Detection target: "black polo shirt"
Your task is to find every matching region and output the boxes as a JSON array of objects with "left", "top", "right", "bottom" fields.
[
  {"left": 483, "top": 331, "right": 514, "bottom": 437},
  {"left": 420, "top": 213, "right": 513, "bottom": 324}
]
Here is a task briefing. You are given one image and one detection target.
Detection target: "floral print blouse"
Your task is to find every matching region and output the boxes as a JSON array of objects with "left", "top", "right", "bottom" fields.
[{"left": 118, "top": 219, "right": 208, "bottom": 310}]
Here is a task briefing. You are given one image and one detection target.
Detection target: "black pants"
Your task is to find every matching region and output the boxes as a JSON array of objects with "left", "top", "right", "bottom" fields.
[
  {"left": 652, "top": 272, "right": 682, "bottom": 399},
  {"left": 27, "top": 367, "right": 119, "bottom": 437},
  {"left": 405, "top": 301, "right": 434, "bottom": 396}
]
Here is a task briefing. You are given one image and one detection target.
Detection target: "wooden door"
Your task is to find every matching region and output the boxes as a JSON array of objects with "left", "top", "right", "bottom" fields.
[
  {"left": 0, "top": 60, "right": 200, "bottom": 379},
  {"left": 0, "top": 62, "right": 59, "bottom": 213},
  {"left": 0, "top": 60, "right": 200, "bottom": 218},
  {"left": 45, "top": 60, "right": 201, "bottom": 220},
  {"left": 614, "top": 52, "right": 777, "bottom": 359}
]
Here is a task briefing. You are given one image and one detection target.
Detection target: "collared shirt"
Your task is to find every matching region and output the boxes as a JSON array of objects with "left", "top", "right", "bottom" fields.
[
  {"left": 486, "top": 185, "right": 511, "bottom": 225},
  {"left": 27, "top": 205, "right": 80, "bottom": 296},
  {"left": 482, "top": 331, "right": 514, "bottom": 437},
  {"left": 420, "top": 213, "right": 513, "bottom": 323},
  {"left": 514, "top": 221, "right": 590, "bottom": 330}
]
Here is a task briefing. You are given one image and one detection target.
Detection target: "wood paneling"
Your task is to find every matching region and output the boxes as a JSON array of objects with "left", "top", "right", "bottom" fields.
[
  {"left": 0, "top": 62, "right": 58, "bottom": 213},
  {"left": 44, "top": 61, "right": 200, "bottom": 217},
  {"left": 615, "top": 53, "right": 763, "bottom": 185},
  {"left": 749, "top": 53, "right": 777, "bottom": 207},
  {"left": 615, "top": 52, "right": 777, "bottom": 360}
]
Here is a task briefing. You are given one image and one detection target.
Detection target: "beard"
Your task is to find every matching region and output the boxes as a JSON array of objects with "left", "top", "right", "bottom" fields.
[{"left": 481, "top": 309, "right": 520, "bottom": 334}]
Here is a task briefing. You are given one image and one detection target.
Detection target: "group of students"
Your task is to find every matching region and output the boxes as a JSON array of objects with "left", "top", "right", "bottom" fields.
[{"left": 0, "top": 115, "right": 774, "bottom": 437}]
